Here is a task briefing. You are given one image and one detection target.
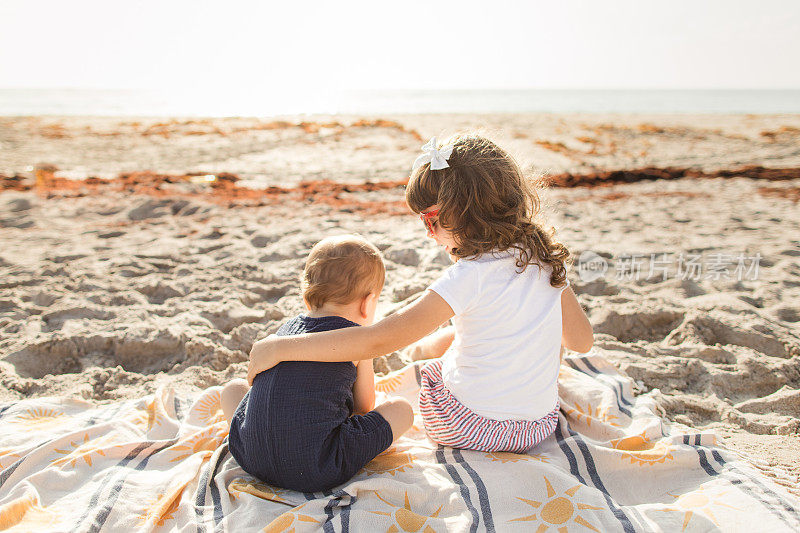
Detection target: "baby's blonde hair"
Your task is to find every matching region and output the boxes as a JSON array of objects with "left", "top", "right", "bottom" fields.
[{"left": 301, "top": 235, "right": 385, "bottom": 310}]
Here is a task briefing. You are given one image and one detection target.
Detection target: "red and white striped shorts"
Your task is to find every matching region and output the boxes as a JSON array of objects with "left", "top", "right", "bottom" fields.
[{"left": 418, "top": 359, "right": 559, "bottom": 453}]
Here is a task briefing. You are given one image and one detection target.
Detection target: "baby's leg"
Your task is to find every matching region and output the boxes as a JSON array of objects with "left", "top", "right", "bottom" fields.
[
  {"left": 408, "top": 325, "right": 455, "bottom": 362},
  {"left": 221, "top": 378, "right": 249, "bottom": 425},
  {"left": 373, "top": 398, "right": 414, "bottom": 442}
]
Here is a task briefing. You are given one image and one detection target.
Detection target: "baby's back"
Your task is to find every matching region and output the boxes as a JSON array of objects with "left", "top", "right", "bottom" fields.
[{"left": 228, "top": 315, "right": 392, "bottom": 492}]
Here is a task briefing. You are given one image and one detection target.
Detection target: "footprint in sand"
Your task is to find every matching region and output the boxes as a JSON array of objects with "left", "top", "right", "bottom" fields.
[
  {"left": 592, "top": 304, "right": 684, "bottom": 343},
  {"left": 127, "top": 198, "right": 207, "bottom": 221},
  {"left": 198, "top": 301, "right": 278, "bottom": 334},
  {"left": 250, "top": 233, "right": 280, "bottom": 248},
  {"left": 664, "top": 310, "right": 799, "bottom": 358},
  {"left": 97, "top": 230, "right": 126, "bottom": 239},
  {"left": 0, "top": 195, "right": 35, "bottom": 228},
  {"left": 41, "top": 303, "right": 116, "bottom": 331},
  {"left": 384, "top": 246, "right": 420, "bottom": 267},
  {"left": 772, "top": 306, "right": 800, "bottom": 323},
  {"left": 245, "top": 282, "right": 295, "bottom": 304},
  {"left": 572, "top": 277, "right": 620, "bottom": 296},
  {"left": 135, "top": 280, "right": 184, "bottom": 304},
  {"left": 735, "top": 386, "right": 800, "bottom": 418}
]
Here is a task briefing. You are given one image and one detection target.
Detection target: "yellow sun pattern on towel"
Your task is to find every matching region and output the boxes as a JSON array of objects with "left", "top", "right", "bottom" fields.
[
  {"left": 0, "top": 492, "right": 59, "bottom": 531},
  {"left": 562, "top": 402, "right": 620, "bottom": 428},
  {"left": 194, "top": 390, "right": 225, "bottom": 425},
  {"left": 128, "top": 396, "right": 166, "bottom": 432},
  {"left": 229, "top": 478, "right": 292, "bottom": 504},
  {"left": 264, "top": 502, "right": 322, "bottom": 533},
  {"left": 485, "top": 452, "right": 550, "bottom": 464},
  {"left": 655, "top": 484, "right": 740, "bottom": 531},
  {"left": 361, "top": 448, "right": 416, "bottom": 476},
  {"left": 52, "top": 433, "right": 111, "bottom": 468},
  {"left": 369, "top": 491, "right": 443, "bottom": 533},
  {"left": 609, "top": 431, "right": 676, "bottom": 466},
  {"left": 135, "top": 490, "right": 181, "bottom": 527},
  {"left": 510, "top": 476, "right": 603, "bottom": 532},
  {"left": 12, "top": 407, "right": 69, "bottom": 430},
  {"left": 167, "top": 427, "right": 224, "bottom": 462},
  {"left": 375, "top": 374, "right": 404, "bottom": 394}
]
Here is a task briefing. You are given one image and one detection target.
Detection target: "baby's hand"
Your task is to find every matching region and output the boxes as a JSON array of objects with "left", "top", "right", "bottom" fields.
[{"left": 247, "top": 335, "right": 280, "bottom": 385}]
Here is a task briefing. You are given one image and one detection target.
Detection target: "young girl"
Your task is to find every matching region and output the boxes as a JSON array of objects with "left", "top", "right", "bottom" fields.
[{"left": 248, "top": 134, "right": 593, "bottom": 453}]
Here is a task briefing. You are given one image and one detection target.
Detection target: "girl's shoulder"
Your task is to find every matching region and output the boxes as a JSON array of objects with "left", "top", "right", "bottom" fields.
[
  {"left": 471, "top": 248, "right": 560, "bottom": 286},
  {"left": 441, "top": 247, "right": 553, "bottom": 285}
]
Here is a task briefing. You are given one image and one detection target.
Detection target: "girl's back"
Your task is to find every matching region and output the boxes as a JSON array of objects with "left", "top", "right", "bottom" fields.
[{"left": 431, "top": 249, "right": 566, "bottom": 422}]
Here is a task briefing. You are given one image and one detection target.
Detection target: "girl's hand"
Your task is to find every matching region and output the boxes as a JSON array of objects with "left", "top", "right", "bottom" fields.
[{"left": 247, "top": 335, "right": 280, "bottom": 385}]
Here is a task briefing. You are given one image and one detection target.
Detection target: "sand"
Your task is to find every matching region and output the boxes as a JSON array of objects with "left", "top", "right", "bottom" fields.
[{"left": 1, "top": 113, "right": 798, "bottom": 490}]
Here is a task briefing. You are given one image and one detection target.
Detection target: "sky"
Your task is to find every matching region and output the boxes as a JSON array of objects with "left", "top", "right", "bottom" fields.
[{"left": 1, "top": 0, "right": 799, "bottom": 91}]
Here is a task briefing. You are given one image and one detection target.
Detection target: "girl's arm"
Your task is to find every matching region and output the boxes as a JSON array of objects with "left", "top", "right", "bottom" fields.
[
  {"left": 247, "top": 290, "right": 454, "bottom": 384},
  {"left": 561, "top": 286, "right": 594, "bottom": 353},
  {"left": 408, "top": 325, "right": 455, "bottom": 361},
  {"left": 351, "top": 360, "right": 376, "bottom": 415}
]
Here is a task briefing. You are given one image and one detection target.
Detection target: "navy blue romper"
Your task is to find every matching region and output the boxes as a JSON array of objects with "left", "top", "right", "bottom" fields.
[{"left": 228, "top": 315, "right": 393, "bottom": 492}]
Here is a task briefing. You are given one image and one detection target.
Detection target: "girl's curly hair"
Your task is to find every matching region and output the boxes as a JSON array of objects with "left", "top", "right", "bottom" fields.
[{"left": 406, "top": 133, "right": 569, "bottom": 288}]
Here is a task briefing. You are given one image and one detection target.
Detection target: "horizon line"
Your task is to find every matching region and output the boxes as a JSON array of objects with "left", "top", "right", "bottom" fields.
[{"left": 2, "top": 86, "right": 800, "bottom": 92}]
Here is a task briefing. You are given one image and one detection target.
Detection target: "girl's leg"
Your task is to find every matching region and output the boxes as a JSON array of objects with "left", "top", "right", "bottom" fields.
[
  {"left": 373, "top": 397, "right": 414, "bottom": 442},
  {"left": 408, "top": 325, "right": 455, "bottom": 362},
  {"left": 221, "top": 378, "right": 249, "bottom": 425}
]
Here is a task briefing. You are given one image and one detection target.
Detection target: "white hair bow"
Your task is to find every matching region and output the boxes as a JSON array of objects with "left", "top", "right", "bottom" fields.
[{"left": 412, "top": 137, "right": 454, "bottom": 171}]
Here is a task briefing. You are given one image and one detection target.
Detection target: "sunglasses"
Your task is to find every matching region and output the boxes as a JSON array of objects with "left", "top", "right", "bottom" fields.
[{"left": 420, "top": 208, "right": 440, "bottom": 233}]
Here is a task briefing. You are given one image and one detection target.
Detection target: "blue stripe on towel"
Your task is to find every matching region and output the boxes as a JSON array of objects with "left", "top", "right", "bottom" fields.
[
  {"left": 554, "top": 420, "right": 588, "bottom": 485},
  {"left": 174, "top": 395, "right": 184, "bottom": 420},
  {"left": 194, "top": 447, "right": 214, "bottom": 532},
  {"left": 695, "top": 447, "right": 718, "bottom": 477},
  {"left": 340, "top": 492, "right": 355, "bottom": 533},
  {"left": 452, "top": 449, "right": 495, "bottom": 532},
  {"left": 556, "top": 420, "right": 636, "bottom": 533},
  {"left": 323, "top": 495, "right": 336, "bottom": 533},
  {"left": 320, "top": 489, "right": 354, "bottom": 533},
  {"left": 436, "top": 445, "right": 480, "bottom": 533},
  {"left": 676, "top": 441, "right": 800, "bottom": 529},
  {"left": 565, "top": 358, "right": 633, "bottom": 417},
  {"left": 208, "top": 444, "right": 228, "bottom": 526},
  {"left": 578, "top": 357, "right": 633, "bottom": 406},
  {"left": 71, "top": 440, "right": 157, "bottom": 531},
  {"left": 87, "top": 441, "right": 174, "bottom": 533},
  {"left": 708, "top": 448, "right": 800, "bottom": 528},
  {"left": 0, "top": 436, "right": 58, "bottom": 489}
]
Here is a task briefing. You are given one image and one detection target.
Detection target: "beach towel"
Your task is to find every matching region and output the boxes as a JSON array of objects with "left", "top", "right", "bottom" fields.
[{"left": 1, "top": 351, "right": 798, "bottom": 532}]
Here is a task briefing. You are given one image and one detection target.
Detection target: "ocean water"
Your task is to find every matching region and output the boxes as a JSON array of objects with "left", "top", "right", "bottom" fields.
[{"left": 1, "top": 88, "right": 799, "bottom": 116}]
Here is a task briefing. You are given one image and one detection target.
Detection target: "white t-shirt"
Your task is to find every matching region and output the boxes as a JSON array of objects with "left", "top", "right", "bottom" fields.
[{"left": 429, "top": 250, "right": 568, "bottom": 421}]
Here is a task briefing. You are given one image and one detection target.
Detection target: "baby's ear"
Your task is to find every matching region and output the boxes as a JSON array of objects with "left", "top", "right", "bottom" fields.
[{"left": 359, "top": 292, "right": 376, "bottom": 318}]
